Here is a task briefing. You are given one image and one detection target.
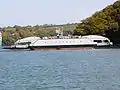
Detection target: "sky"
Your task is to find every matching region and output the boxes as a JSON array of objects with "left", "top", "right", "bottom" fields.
[{"left": 0, "top": 0, "right": 116, "bottom": 27}]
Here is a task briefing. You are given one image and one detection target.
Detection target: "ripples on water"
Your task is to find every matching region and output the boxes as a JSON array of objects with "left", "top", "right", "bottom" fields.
[{"left": 0, "top": 49, "right": 120, "bottom": 90}]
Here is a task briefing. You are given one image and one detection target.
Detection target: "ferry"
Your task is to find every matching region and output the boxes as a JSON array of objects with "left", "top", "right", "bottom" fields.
[
  {"left": 29, "top": 35, "right": 113, "bottom": 50},
  {"left": 3, "top": 35, "right": 112, "bottom": 50},
  {"left": 1, "top": 30, "right": 113, "bottom": 50}
]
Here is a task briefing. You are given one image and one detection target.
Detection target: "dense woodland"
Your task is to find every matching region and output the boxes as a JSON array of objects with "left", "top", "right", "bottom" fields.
[
  {"left": 1, "top": 0, "right": 120, "bottom": 45},
  {"left": 74, "top": 0, "right": 120, "bottom": 44}
]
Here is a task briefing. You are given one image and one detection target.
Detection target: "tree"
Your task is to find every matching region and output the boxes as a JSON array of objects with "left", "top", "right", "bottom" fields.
[{"left": 74, "top": 0, "right": 120, "bottom": 43}]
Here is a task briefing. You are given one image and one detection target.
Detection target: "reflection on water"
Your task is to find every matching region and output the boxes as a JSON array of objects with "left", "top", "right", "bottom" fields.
[{"left": 0, "top": 49, "right": 120, "bottom": 90}]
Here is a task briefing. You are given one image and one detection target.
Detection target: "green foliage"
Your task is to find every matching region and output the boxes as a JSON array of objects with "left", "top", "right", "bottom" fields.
[
  {"left": 2, "top": 23, "right": 77, "bottom": 45},
  {"left": 74, "top": 0, "right": 120, "bottom": 43}
]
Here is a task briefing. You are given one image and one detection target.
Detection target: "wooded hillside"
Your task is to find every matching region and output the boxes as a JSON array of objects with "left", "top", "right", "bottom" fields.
[
  {"left": 74, "top": 0, "right": 120, "bottom": 44},
  {"left": 2, "top": 24, "right": 77, "bottom": 45}
]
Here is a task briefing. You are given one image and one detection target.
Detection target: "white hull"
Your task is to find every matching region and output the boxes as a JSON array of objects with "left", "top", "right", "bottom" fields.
[{"left": 2, "top": 35, "right": 113, "bottom": 50}]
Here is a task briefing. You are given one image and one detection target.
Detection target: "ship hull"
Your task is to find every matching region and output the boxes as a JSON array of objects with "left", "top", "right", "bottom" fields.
[
  {"left": 29, "top": 44, "right": 112, "bottom": 50},
  {"left": 3, "top": 45, "right": 114, "bottom": 51},
  {"left": 3, "top": 45, "right": 114, "bottom": 50}
]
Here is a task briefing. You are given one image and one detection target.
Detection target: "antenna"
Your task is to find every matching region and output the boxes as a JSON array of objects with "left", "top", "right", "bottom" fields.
[{"left": 55, "top": 27, "right": 63, "bottom": 36}]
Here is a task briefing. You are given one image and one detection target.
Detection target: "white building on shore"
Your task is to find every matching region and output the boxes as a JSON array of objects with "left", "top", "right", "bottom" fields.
[{"left": 0, "top": 31, "right": 2, "bottom": 48}]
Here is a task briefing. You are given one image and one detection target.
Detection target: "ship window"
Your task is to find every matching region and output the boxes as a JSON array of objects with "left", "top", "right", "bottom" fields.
[
  {"left": 93, "top": 40, "right": 102, "bottom": 43},
  {"left": 18, "top": 42, "right": 31, "bottom": 45},
  {"left": 104, "top": 40, "right": 109, "bottom": 43}
]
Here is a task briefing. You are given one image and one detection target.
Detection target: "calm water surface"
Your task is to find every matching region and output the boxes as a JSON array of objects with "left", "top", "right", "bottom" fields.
[{"left": 0, "top": 49, "right": 120, "bottom": 90}]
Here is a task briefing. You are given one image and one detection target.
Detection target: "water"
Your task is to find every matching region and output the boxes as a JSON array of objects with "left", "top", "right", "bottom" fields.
[{"left": 0, "top": 49, "right": 120, "bottom": 90}]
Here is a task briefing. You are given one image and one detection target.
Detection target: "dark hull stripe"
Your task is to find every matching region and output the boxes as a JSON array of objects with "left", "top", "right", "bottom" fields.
[{"left": 2, "top": 46, "right": 29, "bottom": 50}]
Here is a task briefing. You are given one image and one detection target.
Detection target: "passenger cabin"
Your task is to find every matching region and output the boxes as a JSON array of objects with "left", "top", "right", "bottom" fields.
[
  {"left": 14, "top": 35, "right": 113, "bottom": 49},
  {"left": 81, "top": 35, "right": 113, "bottom": 46}
]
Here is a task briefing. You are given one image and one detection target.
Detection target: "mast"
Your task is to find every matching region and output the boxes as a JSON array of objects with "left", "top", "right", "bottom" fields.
[{"left": 55, "top": 27, "right": 63, "bottom": 38}]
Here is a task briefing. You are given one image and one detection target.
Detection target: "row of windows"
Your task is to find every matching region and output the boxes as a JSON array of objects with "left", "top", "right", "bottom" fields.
[
  {"left": 17, "top": 42, "right": 31, "bottom": 45},
  {"left": 42, "top": 40, "right": 82, "bottom": 44},
  {"left": 42, "top": 40, "right": 109, "bottom": 44},
  {"left": 17, "top": 40, "right": 110, "bottom": 45},
  {"left": 93, "top": 40, "right": 109, "bottom": 43}
]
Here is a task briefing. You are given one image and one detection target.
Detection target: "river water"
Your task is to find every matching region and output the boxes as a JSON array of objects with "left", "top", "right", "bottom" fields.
[{"left": 0, "top": 49, "right": 120, "bottom": 90}]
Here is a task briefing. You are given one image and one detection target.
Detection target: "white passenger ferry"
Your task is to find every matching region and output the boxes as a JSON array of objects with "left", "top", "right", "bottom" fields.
[
  {"left": 30, "top": 35, "right": 113, "bottom": 50},
  {"left": 3, "top": 35, "right": 112, "bottom": 50},
  {"left": 1, "top": 29, "right": 113, "bottom": 50}
]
